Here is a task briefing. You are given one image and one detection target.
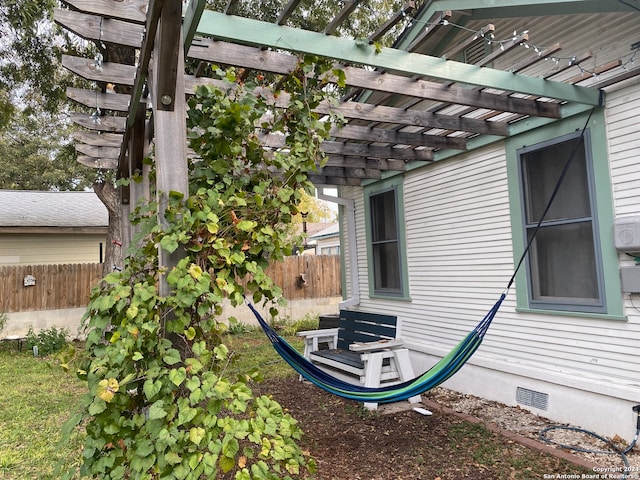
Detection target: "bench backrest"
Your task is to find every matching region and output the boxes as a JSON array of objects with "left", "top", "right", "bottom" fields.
[{"left": 336, "top": 310, "right": 397, "bottom": 350}]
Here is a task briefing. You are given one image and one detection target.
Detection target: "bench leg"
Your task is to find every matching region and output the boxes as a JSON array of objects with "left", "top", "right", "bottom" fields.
[
  {"left": 299, "top": 337, "right": 319, "bottom": 382},
  {"left": 393, "top": 349, "right": 422, "bottom": 404},
  {"left": 362, "top": 351, "right": 384, "bottom": 410}
]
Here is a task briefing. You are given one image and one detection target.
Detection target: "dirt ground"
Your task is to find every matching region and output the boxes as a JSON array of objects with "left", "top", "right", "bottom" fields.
[{"left": 254, "top": 376, "right": 601, "bottom": 480}]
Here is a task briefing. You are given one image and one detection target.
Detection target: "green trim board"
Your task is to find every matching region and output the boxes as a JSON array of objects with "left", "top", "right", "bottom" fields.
[
  {"left": 337, "top": 194, "right": 348, "bottom": 302},
  {"left": 402, "top": 0, "right": 634, "bottom": 34},
  {"left": 505, "top": 108, "right": 624, "bottom": 319},
  {"left": 195, "top": 11, "right": 602, "bottom": 106},
  {"left": 363, "top": 176, "right": 411, "bottom": 301}
]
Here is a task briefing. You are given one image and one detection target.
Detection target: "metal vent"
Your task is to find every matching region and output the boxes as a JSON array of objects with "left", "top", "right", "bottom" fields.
[{"left": 516, "top": 387, "right": 549, "bottom": 411}]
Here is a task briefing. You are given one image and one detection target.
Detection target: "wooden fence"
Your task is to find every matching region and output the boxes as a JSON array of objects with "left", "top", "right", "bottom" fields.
[
  {"left": 0, "top": 256, "right": 341, "bottom": 313},
  {"left": 0, "top": 263, "right": 104, "bottom": 313}
]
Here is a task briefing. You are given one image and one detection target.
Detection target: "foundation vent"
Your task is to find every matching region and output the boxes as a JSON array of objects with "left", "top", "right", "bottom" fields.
[{"left": 516, "top": 387, "right": 549, "bottom": 411}]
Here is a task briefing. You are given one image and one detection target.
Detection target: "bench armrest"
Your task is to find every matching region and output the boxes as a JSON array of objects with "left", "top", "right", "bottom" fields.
[
  {"left": 349, "top": 338, "right": 404, "bottom": 352},
  {"left": 297, "top": 328, "right": 339, "bottom": 358},
  {"left": 296, "top": 328, "right": 339, "bottom": 339}
]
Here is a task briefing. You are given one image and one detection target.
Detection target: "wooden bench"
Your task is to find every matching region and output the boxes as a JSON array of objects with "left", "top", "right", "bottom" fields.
[{"left": 297, "top": 310, "right": 421, "bottom": 410}]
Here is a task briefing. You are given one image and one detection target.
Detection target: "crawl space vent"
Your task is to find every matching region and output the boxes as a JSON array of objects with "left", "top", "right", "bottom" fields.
[{"left": 516, "top": 387, "right": 549, "bottom": 411}]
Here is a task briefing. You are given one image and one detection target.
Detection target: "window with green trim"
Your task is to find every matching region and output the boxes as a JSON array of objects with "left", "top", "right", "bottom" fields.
[
  {"left": 518, "top": 130, "right": 604, "bottom": 312},
  {"left": 507, "top": 109, "right": 624, "bottom": 319},
  {"left": 364, "top": 178, "right": 409, "bottom": 299}
]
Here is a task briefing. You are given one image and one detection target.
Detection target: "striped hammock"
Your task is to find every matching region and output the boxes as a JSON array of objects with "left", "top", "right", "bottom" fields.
[{"left": 247, "top": 293, "right": 505, "bottom": 404}]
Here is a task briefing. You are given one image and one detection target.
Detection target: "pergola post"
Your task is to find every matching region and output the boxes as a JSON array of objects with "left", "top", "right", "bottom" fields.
[{"left": 150, "top": 0, "right": 189, "bottom": 301}]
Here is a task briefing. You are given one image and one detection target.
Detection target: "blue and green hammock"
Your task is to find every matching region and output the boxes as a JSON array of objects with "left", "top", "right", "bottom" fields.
[{"left": 248, "top": 293, "right": 504, "bottom": 404}]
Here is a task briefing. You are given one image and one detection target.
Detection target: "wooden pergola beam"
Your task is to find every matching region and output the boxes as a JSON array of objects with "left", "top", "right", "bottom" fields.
[
  {"left": 407, "top": 10, "right": 452, "bottom": 52},
  {"left": 195, "top": 10, "right": 602, "bottom": 105},
  {"left": 62, "top": 54, "right": 136, "bottom": 86},
  {"left": 67, "top": 87, "right": 137, "bottom": 112},
  {"left": 330, "top": 124, "right": 467, "bottom": 149},
  {"left": 76, "top": 143, "right": 121, "bottom": 159},
  {"left": 187, "top": 40, "right": 563, "bottom": 118},
  {"left": 323, "top": 0, "right": 361, "bottom": 35},
  {"left": 53, "top": 8, "right": 145, "bottom": 48},
  {"left": 70, "top": 112, "right": 126, "bottom": 132},
  {"left": 276, "top": 0, "right": 303, "bottom": 25},
  {"left": 368, "top": 0, "right": 416, "bottom": 44},
  {"left": 73, "top": 131, "right": 123, "bottom": 147},
  {"left": 316, "top": 100, "right": 508, "bottom": 136},
  {"left": 61, "top": 0, "right": 147, "bottom": 23}
]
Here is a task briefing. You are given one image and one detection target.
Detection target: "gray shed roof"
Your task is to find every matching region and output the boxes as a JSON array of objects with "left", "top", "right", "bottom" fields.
[{"left": 0, "top": 190, "right": 108, "bottom": 228}]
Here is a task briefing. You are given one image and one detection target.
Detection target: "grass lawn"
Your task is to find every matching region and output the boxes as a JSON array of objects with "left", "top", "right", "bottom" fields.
[
  {"left": 0, "top": 329, "right": 301, "bottom": 480},
  {"left": 0, "top": 325, "right": 587, "bottom": 479},
  {"left": 0, "top": 343, "right": 85, "bottom": 479}
]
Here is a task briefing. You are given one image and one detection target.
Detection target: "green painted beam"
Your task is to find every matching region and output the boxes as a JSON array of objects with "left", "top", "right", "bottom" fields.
[
  {"left": 396, "top": 0, "right": 632, "bottom": 50},
  {"left": 183, "top": 0, "right": 206, "bottom": 53},
  {"left": 417, "top": 0, "right": 632, "bottom": 18},
  {"left": 196, "top": 11, "right": 602, "bottom": 106}
]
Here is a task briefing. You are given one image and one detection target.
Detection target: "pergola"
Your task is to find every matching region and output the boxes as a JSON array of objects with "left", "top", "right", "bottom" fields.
[{"left": 54, "top": 0, "right": 638, "bottom": 208}]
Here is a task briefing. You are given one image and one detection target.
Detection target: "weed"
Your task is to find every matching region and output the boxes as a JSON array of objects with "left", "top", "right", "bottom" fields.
[
  {"left": 0, "top": 311, "right": 7, "bottom": 334},
  {"left": 25, "top": 326, "right": 69, "bottom": 356},
  {"left": 344, "top": 403, "right": 378, "bottom": 420},
  {"left": 278, "top": 313, "right": 320, "bottom": 336},
  {"left": 449, "top": 421, "right": 499, "bottom": 466},
  {"left": 226, "top": 316, "right": 255, "bottom": 335}
]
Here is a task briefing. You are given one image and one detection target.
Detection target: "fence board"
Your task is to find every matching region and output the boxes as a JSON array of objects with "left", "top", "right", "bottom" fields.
[{"left": 0, "top": 256, "right": 341, "bottom": 313}]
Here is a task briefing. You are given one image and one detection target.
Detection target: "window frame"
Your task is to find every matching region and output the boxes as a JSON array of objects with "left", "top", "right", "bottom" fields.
[
  {"left": 518, "top": 129, "right": 605, "bottom": 313},
  {"left": 364, "top": 177, "right": 411, "bottom": 300},
  {"left": 506, "top": 109, "right": 624, "bottom": 319}
]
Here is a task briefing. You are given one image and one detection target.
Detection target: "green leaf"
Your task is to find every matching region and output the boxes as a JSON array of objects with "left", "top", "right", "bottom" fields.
[
  {"left": 165, "top": 451, "right": 182, "bottom": 465},
  {"left": 222, "top": 435, "right": 239, "bottom": 457},
  {"left": 184, "top": 326, "right": 196, "bottom": 341},
  {"left": 143, "top": 379, "right": 162, "bottom": 400},
  {"left": 235, "top": 220, "right": 256, "bottom": 232},
  {"left": 148, "top": 400, "right": 168, "bottom": 420},
  {"left": 163, "top": 348, "right": 181, "bottom": 365},
  {"left": 88, "top": 398, "right": 106, "bottom": 416},
  {"left": 159, "top": 236, "right": 179, "bottom": 253},
  {"left": 60, "top": 411, "right": 83, "bottom": 439},
  {"left": 219, "top": 455, "right": 235, "bottom": 473},
  {"left": 169, "top": 367, "right": 187, "bottom": 387},
  {"left": 189, "top": 427, "right": 206, "bottom": 445}
]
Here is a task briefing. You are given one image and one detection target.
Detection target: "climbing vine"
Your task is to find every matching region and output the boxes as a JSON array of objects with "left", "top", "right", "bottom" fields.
[{"left": 61, "top": 57, "right": 344, "bottom": 479}]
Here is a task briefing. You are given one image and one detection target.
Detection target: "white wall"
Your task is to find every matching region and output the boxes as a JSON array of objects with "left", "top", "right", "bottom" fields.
[{"left": 0, "top": 233, "right": 107, "bottom": 265}]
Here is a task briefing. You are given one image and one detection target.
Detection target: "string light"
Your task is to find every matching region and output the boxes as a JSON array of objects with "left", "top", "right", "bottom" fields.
[
  {"left": 390, "top": 10, "right": 640, "bottom": 81},
  {"left": 94, "top": 17, "right": 105, "bottom": 71}
]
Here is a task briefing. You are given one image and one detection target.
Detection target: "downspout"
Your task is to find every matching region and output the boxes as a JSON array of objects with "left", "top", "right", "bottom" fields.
[{"left": 317, "top": 188, "right": 360, "bottom": 308}]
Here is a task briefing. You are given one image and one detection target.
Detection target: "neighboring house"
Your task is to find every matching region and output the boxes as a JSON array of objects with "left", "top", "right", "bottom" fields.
[
  {"left": 331, "top": 4, "right": 640, "bottom": 438},
  {"left": 308, "top": 223, "right": 340, "bottom": 255},
  {"left": 0, "top": 190, "right": 108, "bottom": 265}
]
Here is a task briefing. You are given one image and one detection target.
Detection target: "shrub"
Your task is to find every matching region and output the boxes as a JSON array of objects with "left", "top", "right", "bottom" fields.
[
  {"left": 25, "top": 326, "right": 69, "bottom": 356},
  {"left": 60, "top": 59, "right": 342, "bottom": 479}
]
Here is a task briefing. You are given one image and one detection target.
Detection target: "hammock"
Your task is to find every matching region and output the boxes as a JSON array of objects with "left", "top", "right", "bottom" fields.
[
  {"left": 247, "top": 293, "right": 504, "bottom": 404},
  {"left": 247, "top": 108, "right": 594, "bottom": 404}
]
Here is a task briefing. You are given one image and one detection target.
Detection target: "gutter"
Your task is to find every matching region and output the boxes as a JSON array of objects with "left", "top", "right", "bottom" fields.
[{"left": 316, "top": 188, "right": 360, "bottom": 308}]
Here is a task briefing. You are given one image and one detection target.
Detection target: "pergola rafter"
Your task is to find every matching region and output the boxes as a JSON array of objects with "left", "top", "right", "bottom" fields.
[{"left": 55, "top": 0, "right": 639, "bottom": 189}]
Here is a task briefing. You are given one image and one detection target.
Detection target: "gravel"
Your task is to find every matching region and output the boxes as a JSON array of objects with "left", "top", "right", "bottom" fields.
[{"left": 428, "top": 387, "right": 640, "bottom": 473}]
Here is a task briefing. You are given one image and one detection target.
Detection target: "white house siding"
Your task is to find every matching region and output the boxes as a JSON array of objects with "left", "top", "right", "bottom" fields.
[
  {"left": 338, "top": 94, "right": 640, "bottom": 439},
  {"left": 333, "top": 12, "right": 640, "bottom": 436},
  {"left": 0, "top": 233, "right": 106, "bottom": 265}
]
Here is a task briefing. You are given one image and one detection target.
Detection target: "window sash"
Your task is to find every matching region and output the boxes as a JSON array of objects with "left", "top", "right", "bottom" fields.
[
  {"left": 519, "top": 130, "right": 604, "bottom": 312},
  {"left": 369, "top": 187, "right": 403, "bottom": 295}
]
